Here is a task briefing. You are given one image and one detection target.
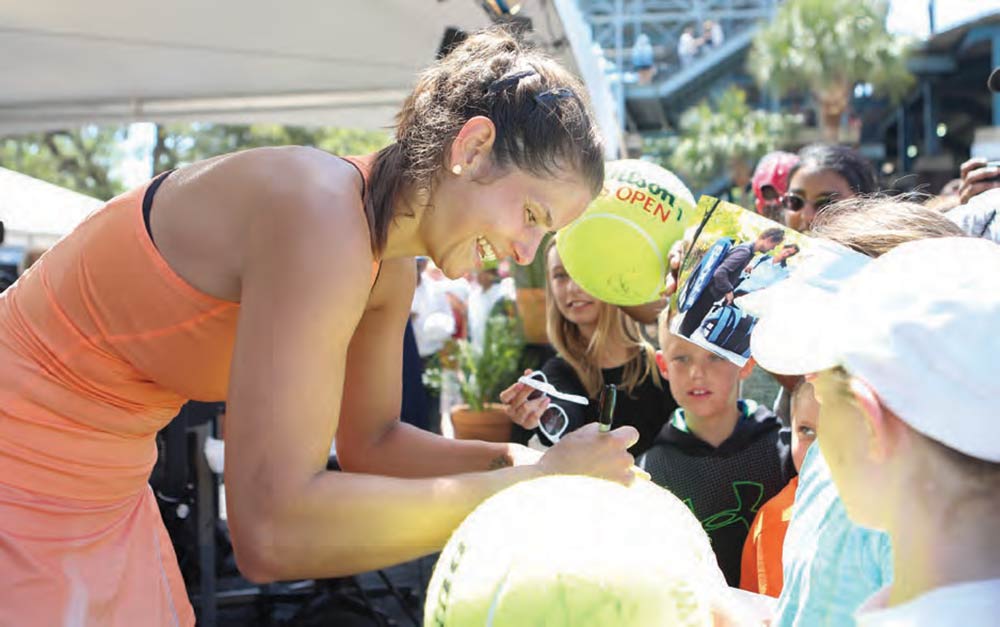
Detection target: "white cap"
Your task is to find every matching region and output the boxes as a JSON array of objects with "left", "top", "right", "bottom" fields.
[{"left": 751, "top": 237, "right": 1000, "bottom": 463}]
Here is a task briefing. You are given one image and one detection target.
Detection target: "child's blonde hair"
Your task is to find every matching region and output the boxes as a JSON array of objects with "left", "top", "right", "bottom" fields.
[
  {"left": 655, "top": 305, "right": 675, "bottom": 351},
  {"left": 544, "top": 239, "right": 661, "bottom": 399},
  {"left": 811, "top": 196, "right": 964, "bottom": 256}
]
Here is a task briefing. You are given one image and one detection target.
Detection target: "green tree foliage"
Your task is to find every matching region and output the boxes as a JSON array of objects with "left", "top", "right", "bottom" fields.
[
  {"left": 749, "top": 0, "right": 912, "bottom": 141},
  {"left": 0, "top": 123, "right": 392, "bottom": 199},
  {"left": 645, "top": 87, "right": 802, "bottom": 193},
  {"left": 0, "top": 126, "right": 129, "bottom": 200},
  {"left": 151, "top": 124, "right": 391, "bottom": 173},
  {"left": 423, "top": 309, "right": 525, "bottom": 411}
]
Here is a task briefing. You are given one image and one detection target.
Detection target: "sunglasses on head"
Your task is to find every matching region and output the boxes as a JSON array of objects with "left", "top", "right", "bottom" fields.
[{"left": 783, "top": 194, "right": 835, "bottom": 213}]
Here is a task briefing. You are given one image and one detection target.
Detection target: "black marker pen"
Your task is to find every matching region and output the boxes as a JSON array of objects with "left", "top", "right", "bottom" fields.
[{"left": 598, "top": 383, "right": 617, "bottom": 432}]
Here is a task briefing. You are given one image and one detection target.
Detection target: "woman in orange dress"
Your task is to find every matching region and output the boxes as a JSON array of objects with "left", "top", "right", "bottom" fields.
[{"left": 0, "top": 30, "right": 641, "bottom": 626}]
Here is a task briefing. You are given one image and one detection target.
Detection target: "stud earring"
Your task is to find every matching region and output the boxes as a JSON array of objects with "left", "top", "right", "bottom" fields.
[{"left": 451, "top": 164, "right": 463, "bottom": 175}]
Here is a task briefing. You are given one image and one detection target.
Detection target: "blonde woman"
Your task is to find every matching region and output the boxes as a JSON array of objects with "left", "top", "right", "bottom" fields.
[{"left": 501, "top": 240, "right": 678, "bottom": 455}]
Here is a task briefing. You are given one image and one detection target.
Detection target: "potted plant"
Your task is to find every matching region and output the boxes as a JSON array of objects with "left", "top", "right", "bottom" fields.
[
  {"left": 510, "top": 232, "right": 552, "bottom": 345},
  {"left": 424, "top": 309, "right": 524, "bottom": 442}
]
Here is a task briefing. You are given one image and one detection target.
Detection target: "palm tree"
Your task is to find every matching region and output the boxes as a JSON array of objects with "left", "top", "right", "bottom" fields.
[
  {"left": 645, "top": 87, "right": 802, "bottom": 195},
  {"left": 749, "top": 0, "right": 912, "bottom": 142}
]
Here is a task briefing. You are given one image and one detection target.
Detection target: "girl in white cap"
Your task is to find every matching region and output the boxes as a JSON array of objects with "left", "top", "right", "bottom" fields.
[{"left": 753, "top": 232, "right": 1000, "bottom": 626}]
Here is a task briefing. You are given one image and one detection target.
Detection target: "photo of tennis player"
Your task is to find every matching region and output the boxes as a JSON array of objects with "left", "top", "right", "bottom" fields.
[
  {"left": 673, "top": 197, "right": 814, "bottom": 366},
  {"left": 734, "top": 243, "right": 801, "bottom": 297}
]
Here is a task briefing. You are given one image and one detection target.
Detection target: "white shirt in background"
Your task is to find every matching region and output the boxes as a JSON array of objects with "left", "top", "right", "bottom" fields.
[
  {"left": 500, "top": 276, "right": 516, "bottom": 301},
  {"left": 411, "top": 277, "right": 455, "bottom": 358},
  {"left": 948, "top": 188, "right": 1000, "bottom": 243},
  {"left": 678, "top": 32, "right": 698, "bottom": 65},
  {"left": 707, "top": 22, "right": 724, "bottom": 47},
  {"left": 439, "top": 276, "right": 471, "bottom": 303},
  {"left": 856, "top": 579, "right": 1000, "bottom": 626}
]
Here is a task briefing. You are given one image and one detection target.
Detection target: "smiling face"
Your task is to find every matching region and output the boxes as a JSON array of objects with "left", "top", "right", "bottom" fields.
[
  {"left": 547, "top": 245, "right": 600, "bottom": 331},
  {"left": 425, "top": 163, "right": 593, "bottom": 280},
  {"left": 786, "top": 167, "right": 856, "bottom": 231},
  {"left": 656, "top": 333, "right": 747, "bottom": 422}
]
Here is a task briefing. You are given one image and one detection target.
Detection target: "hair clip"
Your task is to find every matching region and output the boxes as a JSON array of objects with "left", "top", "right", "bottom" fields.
[
  {"left": 487, "top": 69, "right": 538, "bottom": 95},
  {"left": 534, "top": 87, "right": 576, "bottom": 107}
]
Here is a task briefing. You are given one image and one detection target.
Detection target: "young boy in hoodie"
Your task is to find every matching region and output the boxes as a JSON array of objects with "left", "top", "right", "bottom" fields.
[{"left": 640, "top": 312, "right": 795, "bottom": 586}]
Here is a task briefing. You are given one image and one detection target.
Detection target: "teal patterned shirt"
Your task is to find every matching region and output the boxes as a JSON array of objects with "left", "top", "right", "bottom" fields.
[{"left": 774, "top": 445, "right": 894, "bottom": 626}]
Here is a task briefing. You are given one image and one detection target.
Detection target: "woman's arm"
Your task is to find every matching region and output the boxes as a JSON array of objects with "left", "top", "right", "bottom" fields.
[
  {"left": 223, "top": 155, "right": 638, "bottom": 582},
  {"left": 336, "top": 258, "right": 520, "bottom": 477},
  {"left": 711, "top": 247, "right": 753, "bottom": 296}
]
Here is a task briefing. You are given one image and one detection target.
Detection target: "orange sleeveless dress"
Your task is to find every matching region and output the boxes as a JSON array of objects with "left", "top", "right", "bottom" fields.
[{"left": 0, "top": 156, "right": 376, "bottom": 626}]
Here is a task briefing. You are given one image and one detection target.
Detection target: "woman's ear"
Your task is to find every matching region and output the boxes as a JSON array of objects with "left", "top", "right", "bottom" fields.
[
  {"left": 738, "top": 357, "right": 756, "bottom": 380},
  {"left": 448, "top": 116, "right": 496, "bottom": 175},
  {"left": 848, "top": 377, "right": 891, "bottom": 463}
]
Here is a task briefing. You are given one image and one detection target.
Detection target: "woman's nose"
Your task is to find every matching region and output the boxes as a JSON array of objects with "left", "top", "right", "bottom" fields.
[{"left": 513, "top": 232, "right": 544, "bottom": 265}]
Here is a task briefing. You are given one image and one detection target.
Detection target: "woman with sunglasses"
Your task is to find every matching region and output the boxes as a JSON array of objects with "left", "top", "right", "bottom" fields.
[
  {"left": 784, "top": 144, "right": 878, "bottom": 232},
  {"left": 500, "top": 240, "right": 679, "bottom": 455},
  {"left": 758, "top": 144, "right": 879, "bottom": 424}
]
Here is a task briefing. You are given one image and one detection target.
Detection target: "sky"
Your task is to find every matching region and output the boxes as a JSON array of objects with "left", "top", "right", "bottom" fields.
[
  {"left": 112, "top": 123, "right": 158, "bottom": 190},
  {"left": 888, "top": 0, "right": 1000, "bottom": 38},
  {"left": 111, "top": 0, "right": 1000, "bottom": 189}
]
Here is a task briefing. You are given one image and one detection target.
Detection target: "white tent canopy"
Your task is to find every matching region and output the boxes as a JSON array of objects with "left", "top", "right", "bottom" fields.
[
  {"left": 0, "top": 0, "right": 582, "bottom": 135},
  {"left": 0, "top": 167, "right": 102, "bottom": 249}
]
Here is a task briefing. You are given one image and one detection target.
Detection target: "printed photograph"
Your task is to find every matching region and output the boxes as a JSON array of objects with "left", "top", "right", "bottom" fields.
[{"left": 673, "top": 196, "right": 852, "bottom": 366}]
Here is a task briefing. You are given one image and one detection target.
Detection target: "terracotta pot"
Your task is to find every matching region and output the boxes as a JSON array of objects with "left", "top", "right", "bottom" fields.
[
  {"left": 450, "top": 403, "right": 512, "bottom": 442},
  {"left": 515, "top": 287, "right": 548, "bottom": 345}
]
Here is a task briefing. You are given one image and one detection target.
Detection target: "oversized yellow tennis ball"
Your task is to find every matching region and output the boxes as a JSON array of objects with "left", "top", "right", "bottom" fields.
[
  {"left": 424, "top": 476, "right": 723, "bottom": 627},
  {"left": 557, "top": 160, "right": 696, "bottom": 306}
]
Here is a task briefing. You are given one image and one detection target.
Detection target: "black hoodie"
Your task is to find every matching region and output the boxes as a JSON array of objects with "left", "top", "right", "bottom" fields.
[{"left": 638, "top": 401, "right": 795, "bottom": 586}]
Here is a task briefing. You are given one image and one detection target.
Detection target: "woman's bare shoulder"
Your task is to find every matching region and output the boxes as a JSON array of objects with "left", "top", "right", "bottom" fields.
[
  {"left": 238, "top": 148, "right": 374, "bottom": 278},
  {"left": 155, "top": 146, "right": 374, "bottom": 302},
  {"left": 185, "top": 146, "right": 364, "bottom": 211}
]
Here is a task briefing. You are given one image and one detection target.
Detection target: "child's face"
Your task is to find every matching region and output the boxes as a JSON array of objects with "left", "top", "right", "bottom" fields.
[
  {"left": 790, "top": 382, "right": 820, "bottom": 472},
  {"left": 812, "top": 368, "right": 881, "bottom": 528},
  {"left": 657, "top": 333, "right": 747, "bottom": 420},
  {"left": 547, "top": 247, "right": 600, "bottom": 328}
]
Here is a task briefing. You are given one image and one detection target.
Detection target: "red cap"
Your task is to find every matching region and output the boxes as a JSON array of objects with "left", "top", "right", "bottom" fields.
[{"left": 751, "top": 152, "right": 800, "bottom": 214}]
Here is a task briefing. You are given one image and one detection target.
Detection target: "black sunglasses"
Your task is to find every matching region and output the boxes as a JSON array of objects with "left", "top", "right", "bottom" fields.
[
  {"left": 759, "top": 184, "right": 780, "bottom": 201},
  {"left": 783, "top": 194, "right": 835, "bottom": 213}
]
